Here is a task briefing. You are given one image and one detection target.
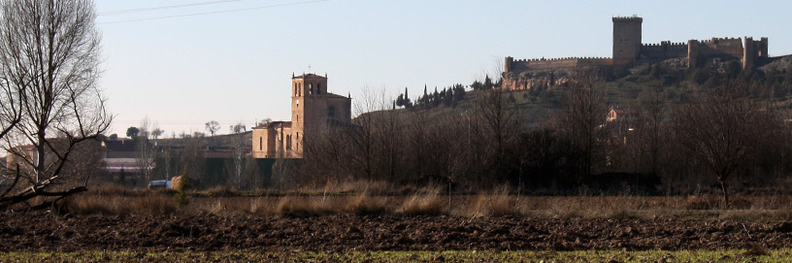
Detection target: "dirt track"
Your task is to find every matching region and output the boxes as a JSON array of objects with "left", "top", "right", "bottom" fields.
[{"left": 1, "top": 213, "right": 790, "bottom": 252}]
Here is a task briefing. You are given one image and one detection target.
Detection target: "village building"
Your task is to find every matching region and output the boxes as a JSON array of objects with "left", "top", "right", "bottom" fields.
[{"left": 251, "top": 73, "right": 352, "bottom": 159}]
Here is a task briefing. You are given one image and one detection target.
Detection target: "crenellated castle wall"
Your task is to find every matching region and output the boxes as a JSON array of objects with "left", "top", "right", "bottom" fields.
[
  {"left": 640, "top": 41, "right": 687, "bottom": 59},
  {"left": 505, "top": 56, "right": 612, "bottom": 72},
  {"left": 689, "top": 37, "right": 743, "bottom": 59}
]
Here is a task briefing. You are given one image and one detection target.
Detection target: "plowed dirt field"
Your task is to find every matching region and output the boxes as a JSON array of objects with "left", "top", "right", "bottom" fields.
[{"left": 1, "top": 213, "right": 790, "bottom": 252}]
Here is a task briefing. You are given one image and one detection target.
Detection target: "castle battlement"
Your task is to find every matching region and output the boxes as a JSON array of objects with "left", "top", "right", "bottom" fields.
[
  {"left": 505, "top": 56, "right": 613, "bottom": 73},
  {"left": 513, "top": 57, "right": 611, "bottom": 63},
  {"left": 612, "top": 16, "right": 643, "bottom": 22},
  {"left": 699, "top": 37, "right": 742, "bottom": 44},
  {"left": 641, "top": 41, "right": 687, "bottom": 48}
]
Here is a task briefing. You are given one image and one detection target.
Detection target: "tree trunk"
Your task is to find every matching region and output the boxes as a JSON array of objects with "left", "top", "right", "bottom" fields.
[{"left": 719, "top": 179, "right": 730, "bottom": 209}]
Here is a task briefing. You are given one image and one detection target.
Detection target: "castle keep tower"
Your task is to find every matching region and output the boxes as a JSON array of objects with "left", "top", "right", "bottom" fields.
[{"left": 612, "top": 16, "right": 643, "bottom": 66}]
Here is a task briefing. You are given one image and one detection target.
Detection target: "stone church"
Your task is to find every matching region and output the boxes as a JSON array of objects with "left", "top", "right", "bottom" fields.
[{"left": 251, "top": 73, "right": 352, "bottom": 159}]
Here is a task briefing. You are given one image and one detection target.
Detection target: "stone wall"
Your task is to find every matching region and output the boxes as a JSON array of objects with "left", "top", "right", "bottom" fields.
[
  {"left": 505, "top": 56, "right": 612, "bottom": 72},
  {"left": 688, "top": 37, "right": 745, "bottom": 67},
  {"left": 641, "top": 41, "right": 687, "bottom": 59}
]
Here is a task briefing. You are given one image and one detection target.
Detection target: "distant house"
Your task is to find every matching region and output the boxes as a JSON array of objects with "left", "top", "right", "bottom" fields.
[
  {"left": 606, "top": 106, "right": 637, "bottom": 145},
  {"left": 607, "top": 107, "right": 636, "bottom": 123}
]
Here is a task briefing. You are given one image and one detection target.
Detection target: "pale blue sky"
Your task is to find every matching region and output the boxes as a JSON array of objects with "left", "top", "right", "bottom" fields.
[{"left": 94, "top": 0, "right": 792, "bottom": 137}]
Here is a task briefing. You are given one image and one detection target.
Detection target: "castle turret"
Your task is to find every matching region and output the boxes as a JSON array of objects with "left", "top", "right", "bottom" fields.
[
  {"left": 612, "top": 16, "right": 643, "bottom": 66},
  {"left": 743, "top": 37, "right": 755, "bottom": 69}
]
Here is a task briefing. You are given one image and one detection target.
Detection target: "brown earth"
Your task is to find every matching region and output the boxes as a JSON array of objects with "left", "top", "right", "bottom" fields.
[{"left": 0, "top": 212, "right": 790, "bottom": 252}]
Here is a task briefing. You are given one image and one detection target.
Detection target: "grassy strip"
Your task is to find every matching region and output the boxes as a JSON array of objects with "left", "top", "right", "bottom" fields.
[
  {"left": 62, "top": 189, "right": 792, "bottom": 220},
  {"left": 0, "top": 249, "right": 789, "bottom": 262}
]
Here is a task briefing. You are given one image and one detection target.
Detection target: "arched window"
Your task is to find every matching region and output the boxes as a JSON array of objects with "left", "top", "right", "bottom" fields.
[
  {"left": 317, "top": 83, "right": 322, "bottom": 94},
  {"left": 309, "top": 84, "right": 313, "bottom": 94},
  {"left": 259, "top": 137, "right": 263, "bottom": 151},
  {"left": 328, "top": 105, "right": 336, "bottom": 118}
]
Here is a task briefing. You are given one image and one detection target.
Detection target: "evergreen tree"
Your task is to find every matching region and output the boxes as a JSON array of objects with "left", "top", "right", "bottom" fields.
[
  {"left": 454, "top": 84, "right": 466, "bottom": 101},
  {"left": 471, "top": 80, "right": 483, "bottom": 90},
  {"left": 484, "top": 75, "right": 493, "bottom": 89}
]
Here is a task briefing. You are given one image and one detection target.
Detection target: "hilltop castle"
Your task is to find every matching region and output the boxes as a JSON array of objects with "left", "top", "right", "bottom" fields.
[
  {"left": 251, "top": 73, "right": 351, "bottom": 159},
  {"left": 502, "top": 16, "right": 769, "bottom": 90}
]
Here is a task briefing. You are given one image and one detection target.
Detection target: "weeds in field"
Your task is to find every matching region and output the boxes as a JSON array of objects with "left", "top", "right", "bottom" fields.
[
  {"left": 399, "top": 186, "right": 445, "bottom": 215},
  {"left": 57, "top": 183, "right": 792, "bottom": 219},
  {"left": 346, "top": 192, "right": 390, "bottom": 215},
  {"left": 63, "top": 194, "right": 175, "bottom": 216},
  {"left": 466, "top": 186, "right": 520, "bottom": 218}
]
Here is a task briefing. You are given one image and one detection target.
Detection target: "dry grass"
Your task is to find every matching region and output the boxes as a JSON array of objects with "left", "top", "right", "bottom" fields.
[
  {"left": 346, "top": 192, "right": 391, "bottom": 215},
  {"left": 296, "top": 180, "right": 395, "bottom": 195},
  {"left": 463, "top": 186, "right": 520, "bottom": 218},
  {"left": 399, "top": 186, "right": 446, "bottom": 215},
  {"left": 54, "top": 184, "right": 792, "bottom": 220},
  {"left": 63, "top": 193, "right": 176, "bottom": 216}
]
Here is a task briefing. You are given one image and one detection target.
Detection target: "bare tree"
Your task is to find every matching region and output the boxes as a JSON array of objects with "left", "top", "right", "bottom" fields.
[
  {"left": 179, "top": 136, "right": 205, "bottom": 187},
  {"left": 226, "top": 123, "right": 247, "bottom": 189},
  {"left": 615, "top": 86, "right": 666, "bottom": 175},
  {"left": 0, "top": 66, "right": 20, "bottom": 140},
  {"left": 205, "top": 120, "right": 220, "bottom": 136},
  {"left": 136, "top": 117, "right": 156, "bottom": 186},
  {"left": 0, "top": 0, "right": 110, "bottom": 209},
  {"left": 556, "top": 71, "right": 608, "bottom": 180},
  {"left": 347, "top": 87, "right": 388, "bottom": 181},
  {"left": 473, "top": 87, "right": 521, "bottom": 180},
  {"left": 151, "top": 128, "right": 163, "bottom": 140},
  {"left": 672, "top": 83, "right": 775, "bottom": 208}
]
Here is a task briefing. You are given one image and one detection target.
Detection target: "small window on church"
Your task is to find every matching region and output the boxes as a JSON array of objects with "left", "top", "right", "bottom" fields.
[
  {"left": 259, "top": 137, "right": 263, "bottom": 151},
  {"left": 309, "top": 84, "right": 313, "bottom": 95},
  {"left": 328, "top": 106, "right": 335, "bottom": 118},
  {"left": 317, "top": 83, "right": 322, "bottom": 94}
]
